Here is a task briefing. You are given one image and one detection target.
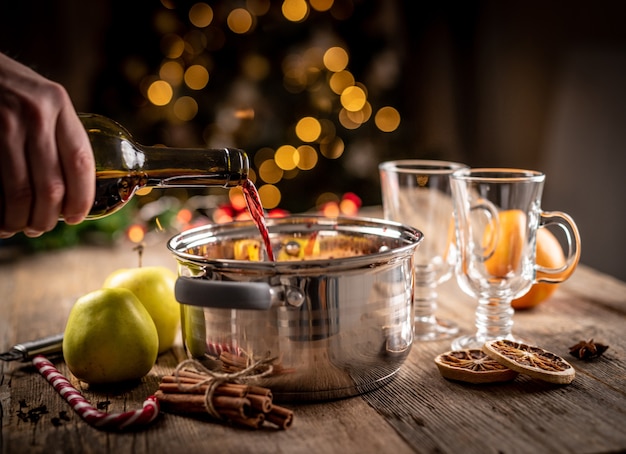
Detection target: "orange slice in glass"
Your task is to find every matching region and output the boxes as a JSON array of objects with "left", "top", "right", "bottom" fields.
[
  {"left": 482, "top": 339, "right": 575, "bottom": 384},
  {"left": 434, "top": 349, "right": 519, "bottom": 384}
]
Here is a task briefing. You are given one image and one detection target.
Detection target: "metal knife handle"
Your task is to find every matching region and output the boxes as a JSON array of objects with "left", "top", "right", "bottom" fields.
[{"left": 11, "top": 333, "right": 64, "bottom": 360}]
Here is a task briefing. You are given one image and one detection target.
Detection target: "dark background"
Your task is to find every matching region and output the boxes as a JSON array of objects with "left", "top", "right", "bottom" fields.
[{"left": 1, "top": 0, "right": 625, "bottom": 280}]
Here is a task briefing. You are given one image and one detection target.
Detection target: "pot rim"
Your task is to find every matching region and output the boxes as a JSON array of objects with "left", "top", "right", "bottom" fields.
[{"left": 167, "top": 214, "right": 423, "bottom": 273}]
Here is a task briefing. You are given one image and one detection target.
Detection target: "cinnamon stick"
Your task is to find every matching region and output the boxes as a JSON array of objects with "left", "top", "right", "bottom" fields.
[
  {"left": 161, "top": 375, "right": 203, "bottom": 385},
  {"left": 154, "top": 391, "right": 207, "bottom": 414},
  {"left": 247, "top": 385, "right": 273, "bottom": 398},
  {"left": 220, "top": 409, "right": 265, "bottom": 430},
  {"left": 176, "top": 370, "right": 215, "bottom": 382},
  {"left": 246, "top": 394, "right": 272, "bottom": 413},
  {"left": 154, "top": 391, "right": 251, "bottom": 418},
  {"left": 212, "top": 396, "right": 251, "bottom": 417},
  {"left": 265, "top": 405, "right": 294, "bottom": 430},
  {"left": 159, "top": 382, "right": 205, "bottom": 394},
  {"left": 159, "top": 379, "right": 248, "bottom": 397},
  {"left": 220, "top": 352, "right": 248, "bottom": 369}
]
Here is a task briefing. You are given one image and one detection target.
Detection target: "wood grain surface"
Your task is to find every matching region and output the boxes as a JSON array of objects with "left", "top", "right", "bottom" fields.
[{"left": 1, "top": 240, "right": 625, "bottom": 454}]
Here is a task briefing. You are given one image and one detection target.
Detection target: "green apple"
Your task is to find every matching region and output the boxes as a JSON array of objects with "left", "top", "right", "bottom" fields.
[
  {"left": 63, "top": 287, "right": 159, "bottom": 385},
  {"left": 103, "top": 266, "right": 180, "bottom": 354}
]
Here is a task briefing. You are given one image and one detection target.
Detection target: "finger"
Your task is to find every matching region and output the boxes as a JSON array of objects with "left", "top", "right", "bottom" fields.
[
  {"left": 56, "top": 107, "right": 95, "bottom": 224},
  {"left": 24, "top": 110, "right": 65, "bottom": 233},
  {"left": 0, "top": 107, "right": 32, "bottom": 233}
]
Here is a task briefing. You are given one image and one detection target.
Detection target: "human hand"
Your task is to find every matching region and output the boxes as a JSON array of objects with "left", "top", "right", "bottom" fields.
[{"left": 0, "top": 52, "right": 95, "bottom": 238}]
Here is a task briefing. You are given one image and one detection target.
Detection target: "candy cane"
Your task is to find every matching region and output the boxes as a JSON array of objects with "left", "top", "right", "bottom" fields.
[{"left": 32, "top": 355, "right": 159, "bottom": 431}]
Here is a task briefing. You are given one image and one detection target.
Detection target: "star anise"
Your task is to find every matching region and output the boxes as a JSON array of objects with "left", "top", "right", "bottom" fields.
[{"left": 569, "top": 339, "right": 608, "bottom": 360}]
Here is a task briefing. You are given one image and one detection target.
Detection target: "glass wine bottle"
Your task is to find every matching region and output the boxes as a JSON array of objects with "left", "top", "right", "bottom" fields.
[{"left": 69, "top": 113, "right": 249, "bottom": 220}]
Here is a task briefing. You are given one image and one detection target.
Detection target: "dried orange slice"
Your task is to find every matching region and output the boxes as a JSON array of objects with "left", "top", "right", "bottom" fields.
[
  {"left": 482, "top": 339, "right": 575, "bottom": 384},
  {"left": 434, "top": 349, "right": 519, "bottom": 384}
]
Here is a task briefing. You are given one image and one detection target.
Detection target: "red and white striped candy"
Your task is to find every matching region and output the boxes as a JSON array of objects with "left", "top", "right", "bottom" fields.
[{"left": 33, "top": 355, "right": 159, "bottom": 431}]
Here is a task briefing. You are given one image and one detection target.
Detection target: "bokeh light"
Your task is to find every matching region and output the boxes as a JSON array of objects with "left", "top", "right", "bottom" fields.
[
  {"left": 227, "top": 8, "right": 254, "bottom": 34},
  {"left": 159, "top": 60, "right": 184, "bottom": 86},
  {"left": 329, "top": 70, "right": 355, "bottom": 95},
  {"left": 323, "top": 47, "right": 349, "bottom": 72},
  {"left": 310, "top": 0, "right": 334, "bottom": 12},
  {"left": 173, "top": 96, "right": 198, "bottom": 121},
  {"left": 338, "top": 108, "right": 360, "bottom": 129},
  {"left": 320, "top": 136, "right": 345, "bottom": 159},
  {"left": 258, "top": 184, "right": 281, "bottom": 209},
  {"left": 275, "top": 145, "right": 299, "bottom": 170},
  {"left": 247, "top": 0, "right": 271, "bottom": 16},
  {"left": 282, "top": 0, "right": 309, "bottom": 22},
  {"left": 321, "top": 201, "right": 340, "bottom": 217},
  {"left": 254, "top": 147, "right": 275, "bottom": 168},
  {"left": 184, "top": 64, "right": 210, "bottom": 90},
  {"left": 258, "top": 159, "right": 283, "bottom": 183},
  {"left": 340, "top": 197, "right": 358, "bottom": 215},
  {"left": 229, "top": 187, "right": 247, "bottom": 211},
  {"left": 295, "top": 116, "right": 322, "bottom": 142},
  {"left": 147, "top": 80, "right": 173, "bottom": 106},
  {"left": 340, "top": 85, "right": 366, "bottom": 111},
  {"left": 346, "top": 101, "right": 372, "bottom": 125},
  {"left": 176, "top": 208, "right": 193, "bottom": 225},
  {"left": 189, "top": 3, "right": 213, "bottom": 28},
  {"left": 296, "top": 145, "right": 318, "bottom": 170},
  {"left": 127, "top": 224, "right": 146, "bottom": 244},
  {"left": 374, "top": 106, "right": 401, "bottom": 132}
]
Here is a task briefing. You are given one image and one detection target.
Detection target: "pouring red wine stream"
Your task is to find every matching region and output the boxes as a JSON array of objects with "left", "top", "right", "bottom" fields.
[{"left": 242, "top": 179, "right": 275, "bottom": 261}]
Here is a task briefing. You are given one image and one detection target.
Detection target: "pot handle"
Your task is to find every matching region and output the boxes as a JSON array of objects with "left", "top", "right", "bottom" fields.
[{"left": 175, "top": 276, "right": 273, "bottom": 310}]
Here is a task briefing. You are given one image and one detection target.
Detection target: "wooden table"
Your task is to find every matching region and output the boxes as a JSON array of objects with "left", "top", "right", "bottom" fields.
[{"left": 1, "top": 239, "right": 625, "bottom": 454}]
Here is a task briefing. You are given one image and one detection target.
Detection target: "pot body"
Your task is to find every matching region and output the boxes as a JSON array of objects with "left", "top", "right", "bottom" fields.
[{"left": 167, "top": 215, "right": 423, "bottom": 401}]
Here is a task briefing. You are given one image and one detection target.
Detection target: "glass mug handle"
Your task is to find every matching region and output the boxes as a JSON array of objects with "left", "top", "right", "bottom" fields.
[
  {"left": 536, "top": 211, "right": 582, "bottom": 283},
  {"left": 469, "top": 198, "right": 500, "bottom": 262}
]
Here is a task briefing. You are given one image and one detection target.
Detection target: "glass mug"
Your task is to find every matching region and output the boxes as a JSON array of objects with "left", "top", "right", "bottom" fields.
[
  {"left": 379, "top": 160, "right": 467, "bottom": 341},
  {"left": 450, "top": 168, "right": 581, "bottom": 350}
]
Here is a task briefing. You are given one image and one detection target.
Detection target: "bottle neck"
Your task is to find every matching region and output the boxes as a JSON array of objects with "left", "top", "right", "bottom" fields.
[
  {"left": 81, "top": 113, "right": 249, "bottom": 189},
  {"left": 137, "top": 145, "right": 249, "bottom": 188}
]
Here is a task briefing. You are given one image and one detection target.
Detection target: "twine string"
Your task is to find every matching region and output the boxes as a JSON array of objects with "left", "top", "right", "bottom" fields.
[{"left": 173, "top": 355, "right": 275, "bottom": 419}]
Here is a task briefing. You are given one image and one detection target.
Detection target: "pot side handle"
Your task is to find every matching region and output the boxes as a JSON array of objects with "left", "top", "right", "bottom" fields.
[{"left": 174, "top": 276, "right": 273, "bottom": 310}]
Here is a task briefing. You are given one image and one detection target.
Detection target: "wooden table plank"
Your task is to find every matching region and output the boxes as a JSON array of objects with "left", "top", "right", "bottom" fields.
[
  {"left": 1, "top": 242, "right": 625, "bottom": 454},
  {"left": 3, "top": 351, "right": 415, "bottom": 454}
]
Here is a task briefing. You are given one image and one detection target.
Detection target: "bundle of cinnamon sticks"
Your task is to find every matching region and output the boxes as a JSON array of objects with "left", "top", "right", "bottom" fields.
[
  {"left": 219, "top": 351, "right": 294, "bottom": 376},
  {"left": 155, "top": 370, "right": 293, "bottom": 430}
]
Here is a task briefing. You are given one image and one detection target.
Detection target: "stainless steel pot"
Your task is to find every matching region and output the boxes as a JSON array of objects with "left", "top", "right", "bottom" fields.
[{"left": 167, "top": 215, "right": 423, "bottom": 401}]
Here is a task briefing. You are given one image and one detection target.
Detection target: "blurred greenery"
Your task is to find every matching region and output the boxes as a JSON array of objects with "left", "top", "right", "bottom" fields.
[{"left": 0, "top": 200, "right": 136, "bottom": 254}]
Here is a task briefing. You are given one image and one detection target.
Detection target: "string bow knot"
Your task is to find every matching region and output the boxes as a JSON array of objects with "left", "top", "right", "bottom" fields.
[{"left": 173, "top": 355, "right": 275, "bottom": 419}]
